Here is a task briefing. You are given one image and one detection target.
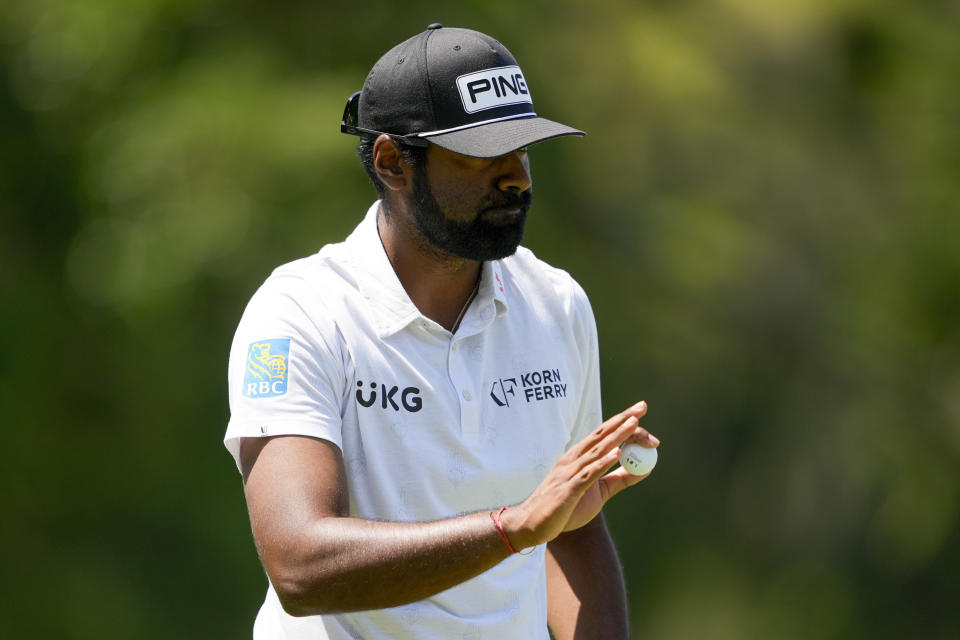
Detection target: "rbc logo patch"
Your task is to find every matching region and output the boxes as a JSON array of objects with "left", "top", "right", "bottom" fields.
[{"left": 243, "top": 338, "right": 290, "bottom": 398}]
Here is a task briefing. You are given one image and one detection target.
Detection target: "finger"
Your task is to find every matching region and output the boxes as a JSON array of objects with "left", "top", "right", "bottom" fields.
[
  {"left": 624, "top": 426, "right": 660, "bottom": 448},
  {"left": 616, "top": 400, "right": 648, "bottom": 422},
  {"left": 571, "top": 401, "right": 648, "bottom": 457},
  {"left": 600, "top": 416, "right": 648, "bottom": 454},
  {"left": 571, "top": 446, "right": 624, "bottom": 492},
  {"left": 587, "top": 417, "right": 652, "bottom": 474},
  {"left": 575, "top": 420, "right": 646, "bottom": 487},
  {"left": 569, "top": 416, "right": 640, "bottom": 473},
  {"left": 589, "top": 401, "right": 648, "bottom": 443}
]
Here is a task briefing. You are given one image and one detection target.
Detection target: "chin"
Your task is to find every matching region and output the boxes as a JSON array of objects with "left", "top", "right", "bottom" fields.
[{"left": 470, "top": 235, "right": 524, "bottom": 261}]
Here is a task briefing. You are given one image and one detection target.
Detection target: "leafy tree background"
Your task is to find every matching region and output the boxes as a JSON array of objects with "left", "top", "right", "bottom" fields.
[{"left": 2, "top": 1, "right": 958, "bottom": 637}]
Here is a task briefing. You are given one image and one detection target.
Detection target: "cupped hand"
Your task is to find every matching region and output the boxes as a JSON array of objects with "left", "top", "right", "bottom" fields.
[{"left": 504, "top": 401, "right": 659, "bottom": 549}]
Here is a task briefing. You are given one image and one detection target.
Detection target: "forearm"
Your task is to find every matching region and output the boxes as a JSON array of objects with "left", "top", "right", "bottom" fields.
[
  {"left": 264, "top": 510, "right": 514, "bottom": 616},
  {"left": 546, "top": 513, "right": 629, "bottom": 640},
  {"left": 243, "top": 436, "right": 518, "bottom": 616},
  {"left": 243, "top": 402, "right": 654, "bottom": 620}
]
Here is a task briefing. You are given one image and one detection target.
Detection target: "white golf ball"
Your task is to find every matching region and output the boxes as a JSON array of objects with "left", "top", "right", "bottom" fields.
[{"left": 619, "top": 443, "right": 658, "bottom": 476}]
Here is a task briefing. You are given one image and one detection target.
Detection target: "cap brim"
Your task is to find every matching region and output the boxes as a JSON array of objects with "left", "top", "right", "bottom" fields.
[{"left": 422, "top": 116, "right": 584, "bottom": 158}]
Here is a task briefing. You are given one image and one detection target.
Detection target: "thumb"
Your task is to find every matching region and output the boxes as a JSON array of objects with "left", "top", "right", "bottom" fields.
[{"left": 597, "top": 466, "right": 650, "bottom": 503}]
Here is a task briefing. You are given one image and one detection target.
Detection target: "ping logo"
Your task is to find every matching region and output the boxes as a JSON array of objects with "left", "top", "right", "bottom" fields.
[
  {"left": 243, "top": 338, "right": 290, "bottom": 398},
  {"left": 456, "top": 65, "right": 532, "bottom": 114}
]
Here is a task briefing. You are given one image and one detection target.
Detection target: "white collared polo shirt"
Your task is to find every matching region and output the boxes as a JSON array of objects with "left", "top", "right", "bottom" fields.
[{"left": 225, "top": 202, "right": 602, "bottom": 640}]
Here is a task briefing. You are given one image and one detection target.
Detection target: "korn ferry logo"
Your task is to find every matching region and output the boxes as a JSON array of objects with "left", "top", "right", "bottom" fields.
[
  {"left": 456, "top": 65, "right": 532, "bottom": 114},
  {"left": 490, "top": 368, "right": 567, "bottom": 407},
  {"left": 243, "top": 338, "right": 290, "bottom": 398}
]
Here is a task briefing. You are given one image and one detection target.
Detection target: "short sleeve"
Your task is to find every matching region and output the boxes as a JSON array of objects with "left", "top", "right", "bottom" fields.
[
  {"left": 565, "top": 278, "right": 602, "bottom": 448},
  {"left": 224, "top": 274, "right": 347, "bottom": 473}
]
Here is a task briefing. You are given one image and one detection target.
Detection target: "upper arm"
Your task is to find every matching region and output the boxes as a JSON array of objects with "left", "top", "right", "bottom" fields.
[
  {"left": 224, "top": 275, "right": 348, "bottom": 472},
  {"left": 241, "top": 435, "right": 348, "bottom": 583}
]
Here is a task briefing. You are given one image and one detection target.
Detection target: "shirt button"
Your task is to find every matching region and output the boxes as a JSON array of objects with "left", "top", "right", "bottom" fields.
[{"left": 462, "top": 390, "right": 472, "bottom": 401}]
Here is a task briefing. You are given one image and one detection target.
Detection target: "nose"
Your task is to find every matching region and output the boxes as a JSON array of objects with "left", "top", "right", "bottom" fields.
[{"left": 496, "top": 150, "right": 532, "bottom": 194}]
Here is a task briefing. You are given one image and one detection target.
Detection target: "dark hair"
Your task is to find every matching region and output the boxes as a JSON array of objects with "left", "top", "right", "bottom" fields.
[{"left": 357, "top": 137, "right": 429, "bottom": 200}]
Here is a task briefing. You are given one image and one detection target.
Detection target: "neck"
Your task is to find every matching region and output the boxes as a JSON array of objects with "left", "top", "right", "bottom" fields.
[{"left": 377, "top": 203, "right": 482, "bottom": 332}]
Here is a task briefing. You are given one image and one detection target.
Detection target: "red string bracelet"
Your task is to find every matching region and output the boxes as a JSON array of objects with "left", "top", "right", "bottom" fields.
[{"left": 489, "top": 507, "right": 534, "bottom": 555}]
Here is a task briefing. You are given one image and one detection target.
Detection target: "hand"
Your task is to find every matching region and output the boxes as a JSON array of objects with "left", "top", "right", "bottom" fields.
[{"left": 504, "top": 401, "right": 659, "bottom": 549}]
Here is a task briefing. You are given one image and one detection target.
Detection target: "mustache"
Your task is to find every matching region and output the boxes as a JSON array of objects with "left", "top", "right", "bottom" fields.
[{"left": 482, "top": 190, "right": 533, "bottom": 212}]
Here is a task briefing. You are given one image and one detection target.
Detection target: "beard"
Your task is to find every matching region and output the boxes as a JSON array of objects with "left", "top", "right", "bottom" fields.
[{"left": 408, "top": 165, "right": 531, "bottom": 262}]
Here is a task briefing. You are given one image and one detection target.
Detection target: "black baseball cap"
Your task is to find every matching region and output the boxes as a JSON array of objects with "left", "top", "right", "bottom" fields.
[{"left": 341, "top": 24, "right": 585, "bottom": 158}]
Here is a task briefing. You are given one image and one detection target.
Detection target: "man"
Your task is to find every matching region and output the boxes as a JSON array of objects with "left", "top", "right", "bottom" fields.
[{"left": 225, "top": 24, "right": 659, "bottom": 639}]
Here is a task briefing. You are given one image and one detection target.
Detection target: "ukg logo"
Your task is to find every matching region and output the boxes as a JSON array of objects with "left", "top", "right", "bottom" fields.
[{"left": 356, "top": 380, "right": 423, "bottom": 413}]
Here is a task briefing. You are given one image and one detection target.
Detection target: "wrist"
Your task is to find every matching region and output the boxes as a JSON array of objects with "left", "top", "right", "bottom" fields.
[{"left": 495, "top": 505, "right": 536, "bottom": 553}]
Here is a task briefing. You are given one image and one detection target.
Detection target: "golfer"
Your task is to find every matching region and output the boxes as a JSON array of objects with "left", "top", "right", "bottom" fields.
[{"left": 225, "top": 23, "right": 659, "bottom": 640}]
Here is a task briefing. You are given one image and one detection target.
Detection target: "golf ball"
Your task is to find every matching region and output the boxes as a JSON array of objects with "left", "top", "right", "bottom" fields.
[{"left": 619, "top": 443, "right": 658, "bottom": 476}]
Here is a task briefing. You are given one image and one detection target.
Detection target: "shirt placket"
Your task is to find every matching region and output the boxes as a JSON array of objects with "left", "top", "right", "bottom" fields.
[{"left": 448, "top": 335, "right": 480, "bottom": 442}]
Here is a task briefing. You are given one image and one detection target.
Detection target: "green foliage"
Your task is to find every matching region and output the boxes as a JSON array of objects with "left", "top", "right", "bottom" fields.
[{"left": 2, "top": 1, "right": 958, "bottom": 637}]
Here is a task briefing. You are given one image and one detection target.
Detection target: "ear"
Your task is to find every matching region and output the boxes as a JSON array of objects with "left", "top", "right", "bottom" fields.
[{"left": 372, "top": 135, "right": 412, "bottom": 192}]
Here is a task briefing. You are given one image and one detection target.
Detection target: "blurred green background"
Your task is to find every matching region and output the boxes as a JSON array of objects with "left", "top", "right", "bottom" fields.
[{"left": 2, "top": 0, "right": 958, "bottom": 637}]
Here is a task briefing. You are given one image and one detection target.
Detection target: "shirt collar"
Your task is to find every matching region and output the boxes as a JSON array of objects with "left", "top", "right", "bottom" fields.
[
  {"left": 346, "top": 201, "right": 510, "bottom": 339},
  {"left": 467, "top": 260, "right": 509, "bottom": 334}
]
